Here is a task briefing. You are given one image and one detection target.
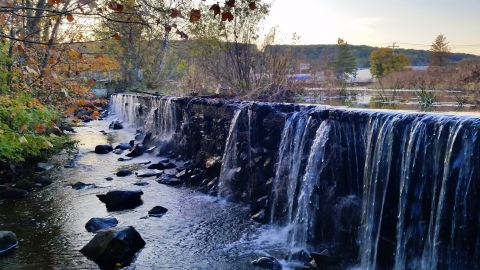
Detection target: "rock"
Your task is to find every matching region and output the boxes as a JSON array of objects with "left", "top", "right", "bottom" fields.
[
  {"left": 135, "top": 169, "right": 161, "bottom": 178},
  {"left": 164, "top": 168, "right": 178, "bottom": 177},
  {"left": 118, "top": 157, "right": 133, "bottom": 161},
  {"left": 251, "top": 209, "right": 268, "bottom": 224},
  {"left": 109, "top": 121, "right": 123, "bottom": 130},
  {"left": 105, "top": 177, "right": 113, "bottom": 181},
  {"left": 160, "top": 158, "right": 169, "bottom": 163},
  {"left": 0, "top": 231, "right": 18, "bottom": 254},
  {"left": 147, "top": 163, "right": 165, "bottom": 170},
  {"left": 72, "top": 182, "right": 95, "bottom": 190},
  {"left": 113, "top": 149, "right": 123, "bottom": 155},
  {"left": 141, "top": 132, "right": 152, "bottom": 147},
  {"left": 14, "top": 180, "right": 34, "bottom": 191},
  {"left": 251, "top": 256, "right": 282, "bottom": 270},
  {"left": 175, "top": 170, "right": 189, "bottom": 180},
  {"left": 0, "top": 188, "right": 28, "bottom": 199},
  {"left": 36, "top": 162, "right": 54, "bottom": 171},
  {"left": 310, "top": 250, "right": 340, "bottom": 269},
  {"left": 133, "top": 182, "right": 149, "bottom": 186},
  {"left": 156, "top": 176, "right": 183, "bottom": 186},
  {"left": 116, "top": 170, "right": 133, "bottom": 177},
  {"left": 85, "top": 217, "right": 119, "bottom": 233},
  {"left": 285, "top": 249, "right": 310, "bottom": 263},
  {"left": 80, "top": 226, "right": 145, "bottom": 268},
  {"left": 18, "top": 219, "right": 42, "bottom": 227},
  {"left": 145, "top": 146, "right": 156, "bottom": 153},
  {"left": 35, "top": 176, "right": 53, "bottom": 187},
  {"left": 96, "top": 190, "right": 143, "bottom": 210},
  {"left": 115, "top": 143, "right": 132, "bottom": 150},
  {"left": 94, "top": 144, "right": 113, "bottom": 154},
  {"left": 148, "top": 206, "right": 168, "bottom": 217},
  {"left": 162, "top": 162, "right": 177, "bottom": 169},
  {"left": 125, "top": 144, "right": 144, "bottom": 158}
]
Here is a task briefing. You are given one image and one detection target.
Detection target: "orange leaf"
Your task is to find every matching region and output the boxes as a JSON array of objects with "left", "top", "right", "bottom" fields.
[
  {"left": 34, "top": 123, "right": 46, "bottom": 133},
  {"left": 108, "top": 1, "right": 123, "bottom": 12},
  {"left": 248, "top": 1, "right": 256, "bottom": 10},
  {"left": 176, "top": 29, "right": 188, "bottom": 40},
  {"left": 48, "top": 0, "right": 55, "bottom": 4},
  {"left": 87, "top": 78, "right": 96, "bottom": 86},
  {"left": 17, "top": 44, "right": 25, "bottom": 54},
  {"left": 72, "top": 116, "right": 79, "bottom": 123},
  {"left": 225, "top": 0, "right": 235, "bottom": 8},
  {"left": 221, "top": 12, "right": 234, "bottom": 22},
  {"left": 78, "top": 99, "right": 86, "bottom": 106},
  {"left": 67, "top": 105, "right": 76, "bottom": 114},
  {"left": 189, "top": 9, "right": 201, "bottom": 23},
  {"left": 209, "top": 4, "right": 220, "bottom": 17},
  {"left": 0, "top": 14, "right": 6, "bottom": 24},
  {"left": 20, "top": 124, "right": 28, "bottom": 132},
  {"left": 66, "top": 14, "right": 74, "bottom": 22},
  {"left": 172, "top": 23, "right": 177, "bottom": 28},
  {"left": 112, "top": 33, "right": 121, "bottom": 40},
  {"left": 92, "top": 111, "right": 100, "bottom": 117},
  {"left": 48, "top": 56, "right": 56, "bottom": 64},
  {"left": 68, "top": 49, "right": 78, "bottom": 58}
]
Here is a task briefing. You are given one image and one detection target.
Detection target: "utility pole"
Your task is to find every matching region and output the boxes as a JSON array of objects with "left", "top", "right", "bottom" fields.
[{"left": 388, "top": 42, "right": 398, "bottom": 54}]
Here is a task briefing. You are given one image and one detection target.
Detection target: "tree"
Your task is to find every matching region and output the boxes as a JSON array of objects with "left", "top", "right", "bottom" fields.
[
  {"left": 430, "top": 34, "right": 451, "bottom": 66},
  {"left": 331, "top": 38, "right": 356, "bottom": 80},
  {"left": 370, "top": 48, "right": 410, "bottom": 78}
]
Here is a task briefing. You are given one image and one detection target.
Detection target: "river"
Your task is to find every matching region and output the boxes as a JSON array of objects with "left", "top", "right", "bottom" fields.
[{"left": 0, "top": 117, "right": 293, "bottom": 270}]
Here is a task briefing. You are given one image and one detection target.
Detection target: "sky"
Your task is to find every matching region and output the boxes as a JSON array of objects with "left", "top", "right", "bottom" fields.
[{"left": 261, "top": 0, "right": 480, "bottom": 55}]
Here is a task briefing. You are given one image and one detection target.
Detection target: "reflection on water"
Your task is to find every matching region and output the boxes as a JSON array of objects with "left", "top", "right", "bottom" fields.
[
  {"left": 300, "top": 87, "right": 480, "bottom": 113},
  {"left": 0, "top": 119, "right": 294, "bottom": 270}
]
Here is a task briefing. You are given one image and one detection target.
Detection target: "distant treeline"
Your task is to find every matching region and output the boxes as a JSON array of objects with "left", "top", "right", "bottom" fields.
[{"left": 266, "top": 44, "right": 480, "bottom": 68}]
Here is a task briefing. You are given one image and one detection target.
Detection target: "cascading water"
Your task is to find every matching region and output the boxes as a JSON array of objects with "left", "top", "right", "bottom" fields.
[{"left": 217, "top": 107, "right": 245, "bottom": 198}]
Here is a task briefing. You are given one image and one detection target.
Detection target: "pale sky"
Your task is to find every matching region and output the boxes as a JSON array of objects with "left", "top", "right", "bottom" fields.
[{"left": 261, "top": 0, "right": 480, "bottom": 55}]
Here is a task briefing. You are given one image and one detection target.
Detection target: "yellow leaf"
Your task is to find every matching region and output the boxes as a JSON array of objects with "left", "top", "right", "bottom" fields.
[
  {"left": 50, "top": 133, "right": 58, "bottom": 138},
  {"left": 67, "top": 105, "right": 76, "bottom": 114},
  {"left": 19, "top": 136, "right": 28, "bottom": 144},
  {"left": 68, "top": 49, "right": 78, "bottom": 58},
  {"left": 43, "top": 140, "right": 54, "bottom": 148},
  {"left": 0, "top": 129, "right": 4, "bottom": 134},
  {"left": 20, "top": 124, "right": 28, "bottom": 132}
]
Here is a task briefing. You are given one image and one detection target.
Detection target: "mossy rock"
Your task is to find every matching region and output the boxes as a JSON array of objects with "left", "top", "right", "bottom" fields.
[{"left": 14, "top": 179, "right": 34, "bottom": 191}]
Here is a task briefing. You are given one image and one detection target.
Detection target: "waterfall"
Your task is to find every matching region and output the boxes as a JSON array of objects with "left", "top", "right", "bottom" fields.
[
  {"left": 217, "top": 107, "right": 245, "bottom": 198},
  {"left": 290, "top": 120, "right": 331, "bottom": 249}
]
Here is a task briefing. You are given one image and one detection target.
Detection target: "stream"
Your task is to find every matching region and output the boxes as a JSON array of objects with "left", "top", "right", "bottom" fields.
[{"left": 0, "top": 117, "right": 293, "bottom": 270}]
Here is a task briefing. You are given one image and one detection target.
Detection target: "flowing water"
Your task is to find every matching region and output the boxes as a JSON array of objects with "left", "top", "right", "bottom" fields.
[{"left": 0, "top": 116, "right": 294, "bottom": 270}]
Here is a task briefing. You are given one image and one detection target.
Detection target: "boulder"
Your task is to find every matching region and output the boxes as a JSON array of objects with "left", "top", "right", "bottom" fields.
[
  {"left": 147, "top": 163, "right": 165, "bottom": 170},
  {"left": 85, "top": 217, "right": 119, "bottom": 233},
  {"left": 35, "top": 176, "right": 53, "bottom": 187},
  {"left": 14, "top": 180, "right": 34, "bottom": 191},
  {"left": 0, "top": 188, "right": 28, "bottom": 199},
  {"left": 94, "top": 145, "right": 113, "bottom": 154},
  {"left": 125, "top": 144, "right": 144, "bottom": 158},
  {"left": 156, "top": 176, "right": 183, "bottom": 186},
  {"left": 115, "top": 143, "right": 132, "bottom": 150},
  {"left": 72, "top": 182, "right": 95, "bottom": 190},
  {"left": 116, "top": 170, "right": 133, "bottom": 177},
  {"left": 0, "top": 231, "right": 18, "bottom": 254},
  {"left": 36, "top": 162, "right": 54, "bottom": 171},
  {"left": 80, "top": 226, "right": 145, "bottom": 268},
  {"left": 310, "top": 250, "right": 340, "bottom": 269},
  {"left": 109, "top": 121, "right": 123, "bottom": 130},
  {"left": 251, "top": 256, "right": 282, "bottom": 270},
  {"left": 97, "top": 190, "right": 143, "bottom": 211},
  {"left": 162, "top": 162, "right": 177, "bottom": 169},
  {"left": 148, "top": 206, "right": 168, "bottom": 217},
  {"left": 135, "top": 169, "right": 161, "bottom": 178}
]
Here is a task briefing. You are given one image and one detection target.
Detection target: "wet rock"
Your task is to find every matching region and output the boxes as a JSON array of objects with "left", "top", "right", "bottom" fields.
[
  {"left": 0, "top": 188, "right": 28, "bottom": 199},
  {"left": 310, "top": 250, "right": 340, "bottom": 269},
  {"left": 164, "top": 168, "right": 178, "bottom": 177},
  {"left": 160, "top": 158, "right": 169, "bottom": 163},
  {"left": 14, "top": 180, "right": 34, "bottom": 191},
  {"left": 36, "top": 162, "right": 54, "bottom": 171},
  {"left": 145, "top": 146, "right": 156, "bottom": 153},
  {"left": 96, "top": 190, "right": 143, "bottom": 210},
  {"left": 80, "top": 226, "right": 145, "bottom": 268},
  {"left": 135, "top": 169, "right": 161, "bottom": 178},
  {"left": 0, "top": 231, "right": 18, "bottom": 254},
  {"left": 18, "top": 219, "right": 42, "bottom": 227},
  {"left": 285, "top": 249, "right": 310, "bottom": 263},
  {"left": 148, "top": 206, "right": 168, "bottom": 217},
  {"left": 162, "top": 162, "right": 177, "bottom": 169},
  {"left": 109, "top": 121, "right": 123, "bottom": 130},
  {"left": 72, "top": 182, "right": 95, "bottom": 190},
  {"left": 251, "top": 209, "right": 268, "bottom": 224},
  {"left": 105, "top": 177, "right": 113, "bottom": 181},
  {"left": 133, "top": 182, "right": 149, "bottom": 186},
  {"left": 175, "top": 170, "right": 189, "bottom": 180},
  {"left": 251, "top": 256, "right": 282, "bottom": 270},
  {"left": 125, "top": 144, "right": 144, "bottom": 158},
  {"left": 94, "top": 144, "right": 113, "bottom": 154},
  {"left": 116, "top": 170, "right": 133, "bottom": 177},
  {"left": 118, "top": 157, "right": 133, "bottom": 161},
  {"left": 147, "top": 163, "right": 165, "bottom": 170},
  {"left": 85, "top": 217, "right": 119, "bottom": 233},
  {"left": 35, "top": 176, "right": 54, "bottom": 187},
  {"left": 156, "top": 176, "right": 183, "bottom": 186},
  {"left": 115, "top": 143, "right": 132, "bottom": 150},
  {"left": 113, "top": 149, "right": 123, "bottom": 154}
]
